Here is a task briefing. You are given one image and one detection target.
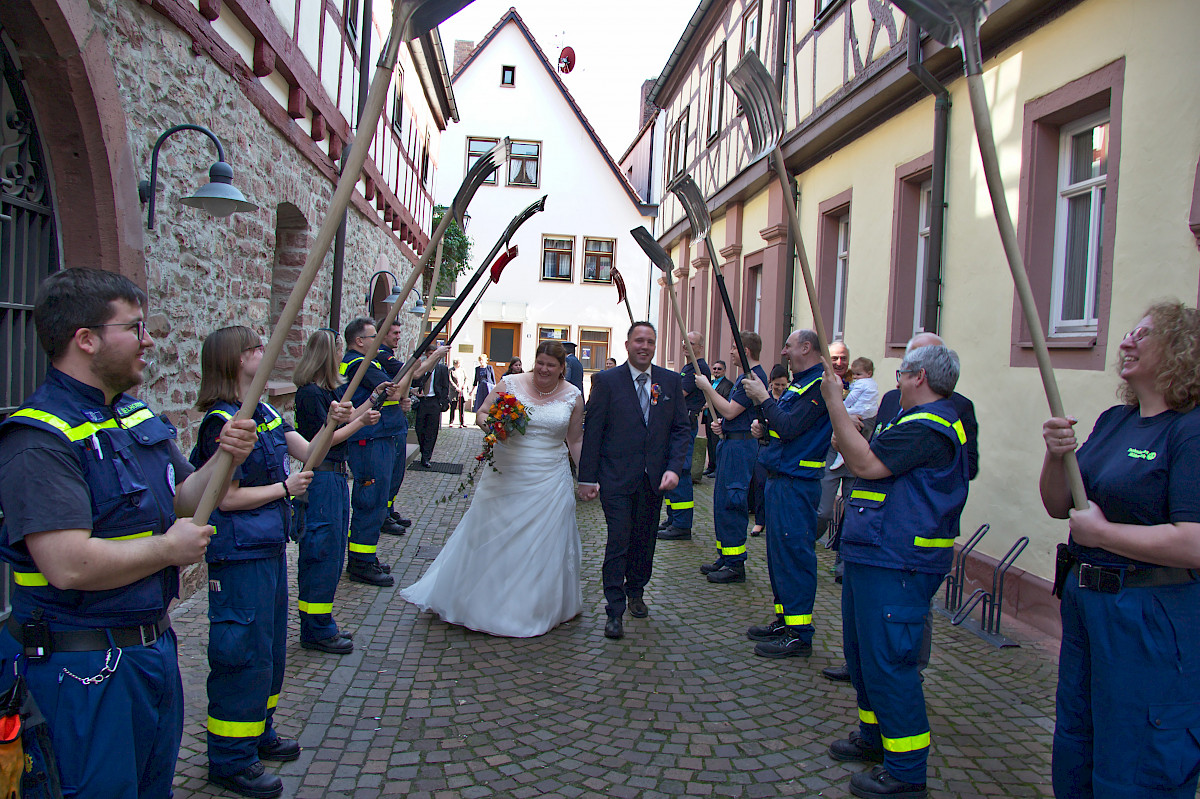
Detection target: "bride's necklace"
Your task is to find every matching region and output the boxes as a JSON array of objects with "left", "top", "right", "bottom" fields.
[{"left": 532, "top": 377, "right": 557, "bottom": 397}]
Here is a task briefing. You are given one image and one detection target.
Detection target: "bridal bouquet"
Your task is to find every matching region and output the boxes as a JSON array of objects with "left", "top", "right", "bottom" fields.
[{"left": 437, "top": 392, "right": 530, "bottom": 504}]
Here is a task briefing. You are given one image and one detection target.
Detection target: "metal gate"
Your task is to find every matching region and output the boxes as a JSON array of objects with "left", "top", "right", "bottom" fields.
[{"left": 0, "top": 29, "right": 60, "bottom": 616}]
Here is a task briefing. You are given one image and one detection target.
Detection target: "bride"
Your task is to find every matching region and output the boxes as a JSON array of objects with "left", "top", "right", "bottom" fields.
[{"left": 400, "top": 340, "right": 584, "bottom": 637}]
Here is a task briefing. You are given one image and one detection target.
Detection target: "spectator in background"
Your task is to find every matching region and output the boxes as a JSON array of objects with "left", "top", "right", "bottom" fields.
[
  {"left": 563, "top": 342, "right": 585, "bottom": 393},
  {"left": 749, "top": 364, "right": 790, "bottom": 536},
  {"left": 703, "top": 360, "right": 733, "bottom": 476},
  {"left": 449, "top": 358, "right": 468, "bottom": 427},
  {"left": 504, "top": 357, "right": 523, "bottom": 376}
]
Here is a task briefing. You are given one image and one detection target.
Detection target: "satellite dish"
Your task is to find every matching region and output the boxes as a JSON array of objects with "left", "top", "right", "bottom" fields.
[{"left": 558, "top": 46, "right": 575, "bottom": 74}]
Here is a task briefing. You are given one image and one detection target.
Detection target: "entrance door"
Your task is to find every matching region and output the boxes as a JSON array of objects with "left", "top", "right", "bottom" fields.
[{"left": 483, "top": 322, "right": 521, "bottom": 382}]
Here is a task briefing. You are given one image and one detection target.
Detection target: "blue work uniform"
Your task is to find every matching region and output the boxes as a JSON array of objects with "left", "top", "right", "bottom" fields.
[
  {"left": 191, "top": 401, "right": 292, "bottom": 778},
  {"left": 712, "top": 365, "right": 768, "bottom": 567},
  {"left": 340, "top": 350, "right": 395, "bottom": 565},
  {"left": 293, "top": 383, "right": 350, "bottom": 643},
  {"left": 840, "top": 399, "right": 968, "bottom": 786},
  {"left": 756, "top": 364, "right": 831, "bottom": 638},
  {"left": 1054, "top": 404, "right": 1200, "bottom": 798},
  {"left": 377, "top": 344, "right": 410, "bottom": 516},
  {"left": 664, "top": 358, "right": 710, "bottom": 529},
  {"left": 0, "top": 367, "right": 185, "bottom": 797}
]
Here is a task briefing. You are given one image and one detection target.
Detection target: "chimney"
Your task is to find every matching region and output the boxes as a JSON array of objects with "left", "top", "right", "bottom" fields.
[
  {"left": 453, "top": 40, "right": 475, "bottom": 76},
  {"left": 640, "top": 79, "right": 657, "bottom": 127}
]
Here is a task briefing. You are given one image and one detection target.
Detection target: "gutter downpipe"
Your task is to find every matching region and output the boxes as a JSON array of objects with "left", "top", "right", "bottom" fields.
[
  {"left": 776, "top": 0, "right": 796, "bottom": 338},
  {"left": 907, "top": 25, "right": 949, "bottom": 334},
  {"left": 330, "top": 0, "right": 375, "bottom": 330}
]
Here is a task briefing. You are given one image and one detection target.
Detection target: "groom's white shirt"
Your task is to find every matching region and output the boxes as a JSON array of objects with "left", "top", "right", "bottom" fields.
[{"left": 578, "top": 360, "right": 653, "bottom": 490}]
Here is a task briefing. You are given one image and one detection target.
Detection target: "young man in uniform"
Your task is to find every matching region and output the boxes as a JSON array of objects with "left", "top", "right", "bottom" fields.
[{"left": 659, "top": 331, "right": 711, "bottom": 539}]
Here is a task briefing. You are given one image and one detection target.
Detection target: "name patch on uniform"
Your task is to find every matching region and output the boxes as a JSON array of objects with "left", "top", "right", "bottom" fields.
[
  {"left": 1127, "top": 448, "right": 1158, "bottom": 461},
  {"left": 82, "top": 409, "right": 107, "bottom": 423}
]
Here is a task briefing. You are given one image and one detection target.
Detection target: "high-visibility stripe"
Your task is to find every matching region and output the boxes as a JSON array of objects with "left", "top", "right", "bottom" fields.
[
  {"left": 339, "top": 356, "right": 364, "bottom": 376},
  {"left": 719, "top": 544, "right": 747, "bottom": 556},
  {"left": 11, "top": 410, "right": 111, "bottom": 442},
  {"left": 267, "top": 693, "right": 280, "bottom": 710},
  {"left": 348, "top": 542, "right": 377, "bottom": 554},
  {"left": 298, "top": 601, "right": 333, "bottom": 615},
  {"left": 208, "top": 716, "right": 266, "bottom": 738},
  {"left": 914, "top": 536, "right": 955, "bottom": 548},
  {"left": 670, "top": 501, "right": 694, "bottom": 510},
  {"left": 382, "top": 400, "right": 399, "bottom": 406},
  {"left": 258, "top": 416, "right": 282, "bottom": 433},
  {"left": 13, "top": 571, "right": 48, "bottom": 587},
  {"left": 882, "top": 731, "right": 930, "bottom": 753},
  {"left": 893, "top": 412, "right": 967, "bottom": 445},
  {"left": 387, "top": 499, "right": 394, "bottom": 508},
  {"left": 783, "top": 614, "right": 812, "bottom": 626},
  {"left": 111, "top": 530, "right": 153, "bottom": 541},
  {"left": 850, "top": 489, "right": 886, "bottom": 502},
  {"left": 859, "top": 708, "right": 878, "bottom": 725},
  {"left": 769, "top": 430, "right": 780, "bottom": 438},
  {"left": 798, "top": 460, "right": 825, "bottom": 468},
  {"left": 210, "top": 409, "right": 234, "bottom": 422},
  {"left": 787, "top": 376, "right": 823, "bottom": 396},
  {"left": 774, "top": 604, "right": 784, "bottom": 615}
]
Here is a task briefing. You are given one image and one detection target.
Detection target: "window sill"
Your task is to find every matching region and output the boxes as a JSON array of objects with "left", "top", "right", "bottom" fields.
[
  {"left": 506, "top": 183, "right": 540, "bottom": 189},
  {"left": 1018, "top": 336, "right": 1097, "bottom": 349},
  {"left": 582, "top": 279, "right": 614, "bottom": 285},
  {"left": 540, "top": 277, "right": 572, "bottom": 283}
]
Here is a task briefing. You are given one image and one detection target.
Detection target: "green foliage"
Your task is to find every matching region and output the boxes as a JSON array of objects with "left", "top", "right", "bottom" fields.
[{"left": 431, "top": 205, "right": 471, "bottom": 296}]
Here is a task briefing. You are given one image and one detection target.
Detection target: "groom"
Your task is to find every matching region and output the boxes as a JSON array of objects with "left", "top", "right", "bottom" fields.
[{"left": 578, "top": 322, "right": 692, "bottom": 639}]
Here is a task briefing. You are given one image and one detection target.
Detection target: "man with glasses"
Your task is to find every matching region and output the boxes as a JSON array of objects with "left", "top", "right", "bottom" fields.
[{"left": 0, "top": 268, "right": 256, "bottom": 796}]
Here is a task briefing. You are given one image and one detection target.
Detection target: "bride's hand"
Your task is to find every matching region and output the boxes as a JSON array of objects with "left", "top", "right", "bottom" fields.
[{"left": 577, "top": 484, "right": 599, "bottom": 501}]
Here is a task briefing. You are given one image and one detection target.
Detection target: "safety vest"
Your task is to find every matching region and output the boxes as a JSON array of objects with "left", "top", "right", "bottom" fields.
[
  {"left": 339, "top": 352, "right": 391, "bottom": 439},
  {"left": 840, "top": 398, "right": 969, "bottom": 574},
  {"left": 189, "top": 401, "right": 290, "bottom": 561},
  {"left": 0, "top": 368, "right": 178, "bottom": 627},
  {"left": 758, "top": 364, "right": 832, "bottom": 480}
]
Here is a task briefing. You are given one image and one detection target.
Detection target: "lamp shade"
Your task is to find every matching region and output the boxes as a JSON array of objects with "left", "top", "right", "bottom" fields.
[
  {"left": 409, "top": 295, "right": 426, "bottom": 316},
  {"left": 180, "top": 161, "right": 258, "bottom": 218}
]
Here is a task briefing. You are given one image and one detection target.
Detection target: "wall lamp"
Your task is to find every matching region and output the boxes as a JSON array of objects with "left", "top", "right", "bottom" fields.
[
  {"left": 138, "top": 124, "right": 258, "bottom": 229},
  {"left": 367, "top": 271, "right": 425, "bottom": 316}
]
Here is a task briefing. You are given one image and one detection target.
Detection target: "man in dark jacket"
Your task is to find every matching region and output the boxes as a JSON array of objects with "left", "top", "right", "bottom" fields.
[
  {"left": 413, "top": 345, "right": 451, "bottom": 468},
  {"left": 563, "top": 342, "right": 585, "bottom": 394}
]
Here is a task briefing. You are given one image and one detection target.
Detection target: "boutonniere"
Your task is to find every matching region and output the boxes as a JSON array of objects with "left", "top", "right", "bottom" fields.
[{"left": 650, "top": 384, "right": 661, "bottom": 405}]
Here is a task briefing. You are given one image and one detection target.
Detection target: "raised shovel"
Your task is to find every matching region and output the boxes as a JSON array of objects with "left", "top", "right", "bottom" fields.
[
  {"left": 192, "top": 0, "right": 491, "bottom": 522},
  {"left": 611, "top": 266, "right": 636, "bottom": 325},
  {"left": 887, "top": 0, "right": 1087, "bottom": 509},
  {"left": 439, "top": 246, "right": 520, "bottom": 351}
]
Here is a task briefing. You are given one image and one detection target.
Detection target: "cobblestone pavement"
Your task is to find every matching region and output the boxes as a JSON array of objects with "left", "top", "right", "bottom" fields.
[{"left": 173, "top": 427, "right": 1058, "bottom": 798}]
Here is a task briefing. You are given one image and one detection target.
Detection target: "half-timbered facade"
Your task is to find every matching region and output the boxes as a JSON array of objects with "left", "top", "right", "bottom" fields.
[{"left": 643, "top": 0, "right": 1200, "bottom": 633}]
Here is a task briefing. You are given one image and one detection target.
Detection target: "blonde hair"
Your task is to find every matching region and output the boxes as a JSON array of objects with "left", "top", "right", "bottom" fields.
[
  {"left": 1118, "top": 301, "right": 1200, "bottom": 412},
  {"left": 294, "top": 329, "right": 340, "bottom": 391}
]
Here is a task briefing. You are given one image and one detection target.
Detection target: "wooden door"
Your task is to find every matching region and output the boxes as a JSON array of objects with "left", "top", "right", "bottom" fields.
[{"left": 483, "top": 322, "right": 522, "bottom": 384}]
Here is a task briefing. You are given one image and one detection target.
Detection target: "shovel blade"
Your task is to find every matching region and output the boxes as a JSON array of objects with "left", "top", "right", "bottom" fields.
[
  {"left": 449, "top": 137, "right": 509, "bottom": 229},
  {"left": 630, "top": 226, "right": 675, "bottom": 278},
  {"left": 888, "top": 0, "right": 987, "bottom": 51},
  {"left": 502, "top": 194, "right": 548, "bottom": 247},
  {"left": 667, "top": 175, "right": 712, "bottom": 243},
  {"left": 727, "top": 51, "right": 784, "bottom": 165}
]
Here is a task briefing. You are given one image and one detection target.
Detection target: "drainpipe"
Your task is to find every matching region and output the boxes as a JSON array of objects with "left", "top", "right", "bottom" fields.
[
  {"left": 330, "top": 0, "right": 375, "bottom": 330},
  {"left": 907, "top": 26, "right": 949, "bottom": 334}
]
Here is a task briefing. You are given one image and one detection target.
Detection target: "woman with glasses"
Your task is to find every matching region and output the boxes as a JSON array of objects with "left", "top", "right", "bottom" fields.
[
  {"left": 190, "top": 325, "right": 351, "bottom": 797},
  {"left": 1041, "top": 302, "right": 1200, "bottom": 799}
]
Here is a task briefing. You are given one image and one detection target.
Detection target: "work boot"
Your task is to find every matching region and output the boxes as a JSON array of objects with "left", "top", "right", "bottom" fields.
[
  {"left": 301, "top": 635, "right": 354, "bottom": 655},
  {"left": 657, "top": 526, "right": 692, "bottom": 541},
  {"left": 380, "top": 517, "right": 405, "bottom": 536},
  {"left": 346, "top": 559, "right": 394, "bottom": 587},
  {"left": 208, "top": 761, "right": 282, "bottom": 798},
  {"left": 657, "top": 518, "right": 672, "bottom": 531},
  {"left": 753, "top": 627, "right": 812, "bottom": 658},
  {"left": 849, "top": 765, "right": 927, "bottom": 799},
  {"left": 706, "top": 562, "right": 746, "bottom": 583},
  {"left": 389, "top": 512, "right": 412, "bottom": 527},
  {"left": 822, "top": 662, "right": 852, "bottom": 682},
  {"left": 829, "top": 731, "right": 884, "bottom": 763},
  {"left": 746, "top": 616, "right": 786, "bottom": 642},
  {"left": 699, "top": 558, "right": 725, "bottom": 575},
  {"left": 257, "top": 737, "right": 300, "bottom": 762}
]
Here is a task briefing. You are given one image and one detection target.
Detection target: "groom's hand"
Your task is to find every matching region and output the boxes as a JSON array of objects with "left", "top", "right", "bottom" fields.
[
  {"left": 659, "top": 470, "right": 679, "bottom": 492},
  {"left": 578, "top": 483, "right": 599, "bottom": 501}
]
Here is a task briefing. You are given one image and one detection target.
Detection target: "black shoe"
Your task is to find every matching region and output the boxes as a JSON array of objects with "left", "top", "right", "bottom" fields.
[
  {"left": 380, "top": 518, "right": 405, "bottom": 536},
  {"left": 628, "top": 597, "right": 648, "bottom": 618},
  {"left": 750, "top": 526, "right": 764, "bottom": 537},
  {"left": 657, "top": 526, "right": 692, "bottom": 541},
  {"left": 657, "top": 519, "right": 672, "bottom": 531},
  {"left": 337, "top": 630, "right": 354, "bottom": 640},
  {"left": 604, "top": 616, "right": 624, "bottom": 639},
  {"left": 703, "top": 468, "right": 716, "bottom": 476},
  {"left": 699, "top": 559, "right": 724, "bottom": 575},
  {"left": 707, "top": 563, "right": 746, "bottom": 583},
  {"left": 829, "top": 731, "right": 885, "bottom": 763},
  {"left": 257, "top": 737, "right": 300, "bottom": 762},
  {"left": 849, "top": 765, "right": 927, "bottom": 799},
  {"left": 746, "top": 617, "right": 786, "bottom": 642},
  {"left": 822, "top": 663, "right": 852, "bottom": 682},
  {"left": 346, "top": 560, "right": 394, "bottom": 587},
  {"left": 420, "top": 460, "right": 432, "bottom": 468},
  {"left": 301, "top": 635, "right": 354, "bottom": 655},
  {"left": 754, "top": 629, "right": 812, "bottom": 658},
  {"left": 388, "top": 511, "right": 413, "bottom": 527},
  {"left": 209, "top": 761, "right": 283, "bottom": 798}
]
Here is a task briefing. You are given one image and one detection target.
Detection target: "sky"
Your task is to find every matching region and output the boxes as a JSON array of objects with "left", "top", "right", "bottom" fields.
[{"left": 438, "top": 0, "right": 700, "bottom": 158}]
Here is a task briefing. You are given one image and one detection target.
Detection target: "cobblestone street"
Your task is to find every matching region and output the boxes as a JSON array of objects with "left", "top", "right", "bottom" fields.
[{"left": 173, "top": 427, "right": 1058, "bottom": 798}]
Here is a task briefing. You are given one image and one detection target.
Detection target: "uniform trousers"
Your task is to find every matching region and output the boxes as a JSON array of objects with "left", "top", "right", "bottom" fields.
[
  {"left": 600, "top": 473, "right": 663, "bottom": 617},
  {"left": 387, "top": 424, "right": 407, "bottom": 514},
  {"left": 842, "top": 561, "right": 942, "bottom": 785},
  {"left": 763, "top": 474, "right": 820, "bottom": 640},
  {"left": 346, "top": 436, "right": 394, "bottom": 564},
  {"left": 207, "top": 555, "right": 287, "bottom": 776},
  {"left": 712, "top": 437, "right": 758, "bottom": 566},
  {"left": 663, "top": 432, "right": 696, "bottom": 529},
  {"left": 1053, "top": 574, "right": 1200, "bottom": 798},
  {"left": 297, "top": 470, "right": 349, "bottom": 642},
  {"left": 0, "top": 626, "right": 182, "bottom": 798}
]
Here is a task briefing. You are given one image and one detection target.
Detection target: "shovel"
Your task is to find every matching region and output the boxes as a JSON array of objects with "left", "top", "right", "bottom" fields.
[
  {"left": 630, "top": 226, "right": 724, "bottom": 425},
  {"left": 888, "top": 0, "right": 1087, "bottom": 510},
  {"left": 192, "top": 0, "right": 487, "bottom": 521},
  {"left": 727, "top": 52, "right": 830, "bottom": 357},
  {"left": 439, "top": 247, "right": 519, "bottom": 351},
  {"left": 611, "top": 266, "right": 636, "bottom": 325}
]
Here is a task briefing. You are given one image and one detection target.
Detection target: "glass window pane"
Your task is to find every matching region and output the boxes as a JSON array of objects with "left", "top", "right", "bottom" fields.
[
  {"left": 1069, "top": 122, "right": 1108, "bottom": 185},
  {"left": 512, "top": 142, "right": 538, "bottom": 156},
  {"left": 1061, "top": 193, "right": 1092, "bottom": 321}
]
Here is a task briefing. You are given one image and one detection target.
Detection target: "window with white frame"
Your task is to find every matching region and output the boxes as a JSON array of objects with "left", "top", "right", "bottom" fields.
[
  {"left": 583, "top": 238, "right": 614, "bottom": 283},
  {"left": 912, "top": 180, "right": 933, "bottom": 337},
  {"left": 667, "top": 108, "right": 689, "bottom": 178},
  {"left": 751, "top": 266, "right": 762, "bottom": 331},
  {"left": 538, "top": 326, "right": 569, "bottom": 345},
  {"left": 466, "top": 137, "right": 499, "bottom": 184},
  {"left": 542, "top": 236, "right": 573, "bottom": 281},
  {"left": 1050, "top": 113, "right": 1109, "bottom": 336},
  {"left": 391, "top": 67, "right": 404, "bottom": 135},
  {"left": 833, "top": 214, "right": 850, "bottom": 339},
  {"left": 706, "top": 45, "right": 725, "bottom": 142},
  {"left": 741, "top": 0, "right": 761, "bottom": 56},
  {"left": 508, "top": 140, "right": 540, "bottom": 187}
]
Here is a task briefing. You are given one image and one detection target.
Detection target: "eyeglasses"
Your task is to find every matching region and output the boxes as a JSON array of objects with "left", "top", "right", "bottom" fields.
[
  {"left": 1123, "top": 326, "right": 1152, "bottom": 343},
  {"left": 896, "top": 368, "right": 919, "bottom": 381},
  {"left": 89, "top": 320, "right": 147, "bottom": 340}
]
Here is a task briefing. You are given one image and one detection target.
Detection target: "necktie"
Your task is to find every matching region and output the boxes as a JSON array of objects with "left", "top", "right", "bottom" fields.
[{"left": 636, "top": 373, "right": 650, "bottom": 423}]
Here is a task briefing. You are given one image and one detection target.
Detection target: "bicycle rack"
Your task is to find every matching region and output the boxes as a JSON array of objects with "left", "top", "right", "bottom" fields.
[
  {"left": 943, "top": 535, "right": 1029, "bottom": 649},
  {"left": 941, "top": 524, "right": 989, "bottom": 612}
]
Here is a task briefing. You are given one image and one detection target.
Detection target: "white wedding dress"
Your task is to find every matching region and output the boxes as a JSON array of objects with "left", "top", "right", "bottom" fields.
[{"left": 400, "top": 376, "right": 583, "bottom": 637}]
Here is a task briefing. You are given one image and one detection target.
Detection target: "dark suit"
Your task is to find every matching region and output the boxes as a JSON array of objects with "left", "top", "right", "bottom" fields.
[
  {"left": 564, "top": 353, "right": 585, "bottom": 394},
  {"left": 415, "top": 362, "right": 450, "bottom": 465},
  {"left": 579, "top": 363, "right": 692, "bottom": 617}
]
